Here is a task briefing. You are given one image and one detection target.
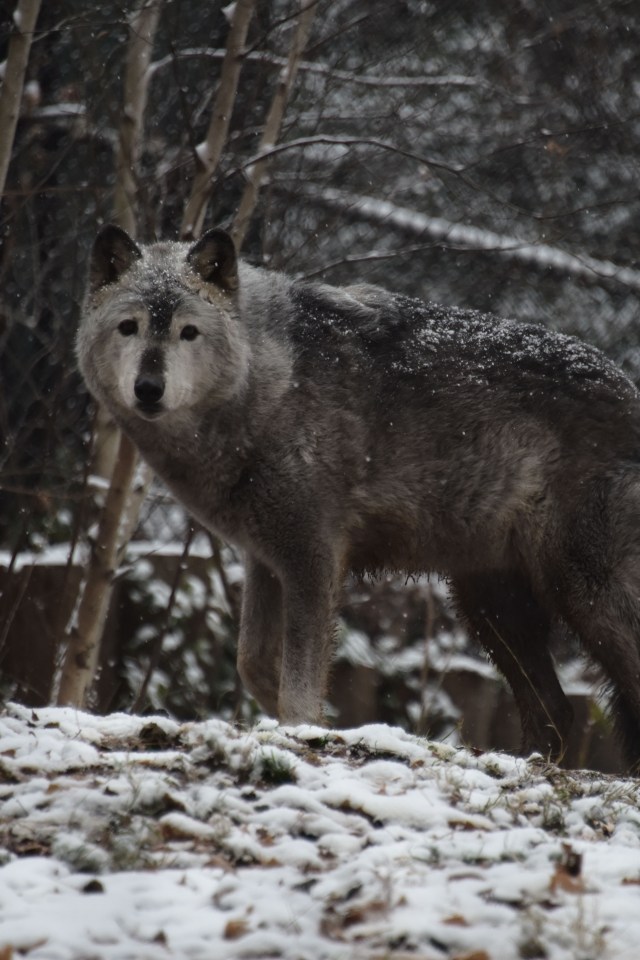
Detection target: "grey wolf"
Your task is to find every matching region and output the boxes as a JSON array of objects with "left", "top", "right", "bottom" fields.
[{"left": 78, "top": 224, "right": 640, "bottom": 768}]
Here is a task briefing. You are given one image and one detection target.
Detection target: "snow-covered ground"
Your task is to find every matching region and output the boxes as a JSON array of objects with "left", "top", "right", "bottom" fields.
[{"left": 1, "top": 704, "right": 639, "bottom": 960}]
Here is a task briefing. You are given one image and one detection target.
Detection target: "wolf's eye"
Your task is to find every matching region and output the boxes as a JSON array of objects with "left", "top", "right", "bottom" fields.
[
  {"left": 180, "top": 324, "right": 199, "bottom": 341},
  {"left": 118, "top": 319, "right": 138, "bottom": 336}
]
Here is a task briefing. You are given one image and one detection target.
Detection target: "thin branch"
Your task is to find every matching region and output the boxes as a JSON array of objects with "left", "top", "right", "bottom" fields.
[
  {"left": 0, "top": 521, "right": 30, "bottom": 659},
  {"left": 231, "top": 0, "right": 318, "bottom": 249},
  {"left": 295, "top": 240, "right": 451, "bottom": 280},
  {"left": 130, "top": 523, "right": 195, "bottom": 714},
  {"left": 417, "top": 584, "right": 436, "bottom": 736},
  {"left": 115, "top": 459, "right": 153, "bottom": 563},
  {"left": 180, "top": 0, "right": 257, "bottom": 241},
  {"left": 0, "top": 0, "right": 42, "bottom": 200},
  {"left": 236, "top": 132, "right": 465, "bottom": 177}
]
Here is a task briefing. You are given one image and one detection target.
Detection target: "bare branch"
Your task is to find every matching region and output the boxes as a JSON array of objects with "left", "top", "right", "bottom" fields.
[
  {"left": 149, "top": 46, "right": 510, "bottom": 95},
  {"left": 238, "top": 133, "right": 464, "bottom": 176},
  {"left": 231, "top": 0, "right": 317, "bottom": 249},
  {"left": 292, "top": 185, "right": 640, "bottom": 293},
  {"left": 180, "top": 0, "right": 257, "bottom": 241},
  {"left": 115, "top": 459, "right": 153, "bottom": 563},
  {"left": 130, "top": 523, "right": 195, "bottom": 714},
  {"left": 0, "top": 0, "right": 42, "bottom": 200}
]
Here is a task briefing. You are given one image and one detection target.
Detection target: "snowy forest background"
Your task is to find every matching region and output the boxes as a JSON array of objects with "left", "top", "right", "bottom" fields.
[{"left": 1, "top": 0, "right": 640, "bottom": 773}]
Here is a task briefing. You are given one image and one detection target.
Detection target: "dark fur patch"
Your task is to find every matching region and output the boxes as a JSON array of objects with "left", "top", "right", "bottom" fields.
[
  {"left": 289, "top": 282, "right": 634, "bottom": 408},
  {"left": 149, "top": 290, "right": 182, "bottom": 336},
  {"left": 139, "top": 346, "right": 165, "bottom": 377}
]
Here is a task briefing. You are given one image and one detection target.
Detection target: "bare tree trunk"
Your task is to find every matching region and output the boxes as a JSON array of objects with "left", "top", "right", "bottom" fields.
[
  {"left": 109, "top": 0, "right": 162, "bottom": 545},
  {"left": 88, "top": 409, "right": 121, "bottom": 486},
  {"left": 114, "top": 0, "right": 163, "bottom": 234},
  {"left": 231, "top": 0, "right": 317, "bottom": 250},
  {"left": 0, "top": 0, "right": 42, "bottom": 200},
  {"left": 57, "top": 432, "right": 138, "bottom": 706},
  {"left": 180, "top": 0, "right": 257, "bottom": 241},
  {"left": 57, "top": 0, "right": 162, "bottom": 709},
  {"left": 90, "top": 1, "right": 162, "bottom": 488},
  {"left": 93, "top": 0, "right": 162, "bottom": 478}
]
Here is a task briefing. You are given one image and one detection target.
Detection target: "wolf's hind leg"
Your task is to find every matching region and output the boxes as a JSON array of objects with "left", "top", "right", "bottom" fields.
[
  {"left": 237, "top": 555, "right": 283, "bottom": 717},
  {"left": 563, "top": 563, "right": 640, "bottom": 770},
  {"left": 451, "top": 572, "right": 573, "bottom": 761},
  {"left": 558, "top": 479, "right": 640, "bottom": 770}
]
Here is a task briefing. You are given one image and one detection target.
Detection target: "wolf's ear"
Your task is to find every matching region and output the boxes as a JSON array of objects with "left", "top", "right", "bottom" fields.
[
  {"left": 186, "top": 228, "right": 238, "bottom": 291},
  {"left": 89, "top": 225, "right": 142, "bottom": 292}
]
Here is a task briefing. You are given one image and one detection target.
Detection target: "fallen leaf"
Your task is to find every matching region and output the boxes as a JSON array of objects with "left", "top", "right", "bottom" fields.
[
  {"left": 11, "top": 837, "right": 51, "bottom": 857},
  {"left": 444, "top": 914, "right": 469, "bottom": 926},
  {"left": 256, "top": 827, "right": 276, "bottom": 846},
  {"left": 224, "top": 918, "right": 249, "bottom": 940},
  {"left": 448, "top": 818, "right": 488, "bottom": 832},
  {"left": 203, "top": 853, "right": 234, "bottom": 871},
  {"left": 259, "top": 856, "right": 282, "bottom": 867},
  {"left": 320, "top": 898, "right": 388, "bottom": 939},
  {"left": 451, "top": 952, "right": 491, "bottom": 960},
  {"left": 550, "top": 843, "right": 585, "bottom": 894}
]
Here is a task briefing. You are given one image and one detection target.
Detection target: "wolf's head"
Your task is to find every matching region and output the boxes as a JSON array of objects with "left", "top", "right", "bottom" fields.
[{"left": 77, "top": 226, "right": 250, "bottom": 423}]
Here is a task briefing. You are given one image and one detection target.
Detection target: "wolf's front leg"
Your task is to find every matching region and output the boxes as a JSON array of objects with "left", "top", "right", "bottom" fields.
[
  {"left": 277, "top": 552, "right": 340, "bottom": 725},
  {"left": 237, "top": 555, "right": 283, "bottom": 717}
]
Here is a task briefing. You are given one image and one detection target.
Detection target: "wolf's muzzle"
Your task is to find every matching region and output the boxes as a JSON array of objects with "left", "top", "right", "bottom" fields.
[{"left": 134, "top": 373, "right": 165, "bottom": 415}]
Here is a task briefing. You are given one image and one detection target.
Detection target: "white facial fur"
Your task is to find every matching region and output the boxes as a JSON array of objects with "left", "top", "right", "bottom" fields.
[{"left": 78, "top": 243, "right": 251, "bottom": 421}]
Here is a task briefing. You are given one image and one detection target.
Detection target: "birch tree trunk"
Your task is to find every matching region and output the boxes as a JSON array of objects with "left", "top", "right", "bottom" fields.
[
  {"left": 180, "top": 0, "right": 256, "bottom": 241},
  {"left": 114, "top": 0, "right": 162, "bottom": 235},
  {"left": 91, "top": 0, "right": 163, "bottom": 484},
  {"left": 109, "top": 0, "right": 162, "bottom": 546},
  {"left": 0, "top": 0, "right": 42, "bottom": 200},
  {"left": 57, "top": 0, "right": 162, "bottom": 708},
  {"left": 231, "top": 0, "right": 317, "bottom": 249},
  {"left": 56, "top": 433, "right": 138, "bottom": 706}
]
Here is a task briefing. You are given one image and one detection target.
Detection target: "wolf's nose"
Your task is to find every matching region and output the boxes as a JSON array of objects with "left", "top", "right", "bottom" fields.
[{"left": 134, "top": 374, "right": 165, "bottom": 405}]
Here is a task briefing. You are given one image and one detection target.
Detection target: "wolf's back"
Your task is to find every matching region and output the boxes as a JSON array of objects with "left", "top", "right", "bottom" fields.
[{"left": 283, "top": 280, "right": 640, "bottom": 455}]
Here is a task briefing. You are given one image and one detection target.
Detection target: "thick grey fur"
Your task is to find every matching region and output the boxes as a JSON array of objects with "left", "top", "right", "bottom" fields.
[{"left": 78, "top": 225, "right": 640, "bottom": 768}]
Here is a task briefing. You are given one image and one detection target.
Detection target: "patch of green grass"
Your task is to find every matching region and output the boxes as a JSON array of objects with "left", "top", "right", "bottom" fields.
[{"left": 258, "top": 749, "right": 297, "bottom": 785}]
